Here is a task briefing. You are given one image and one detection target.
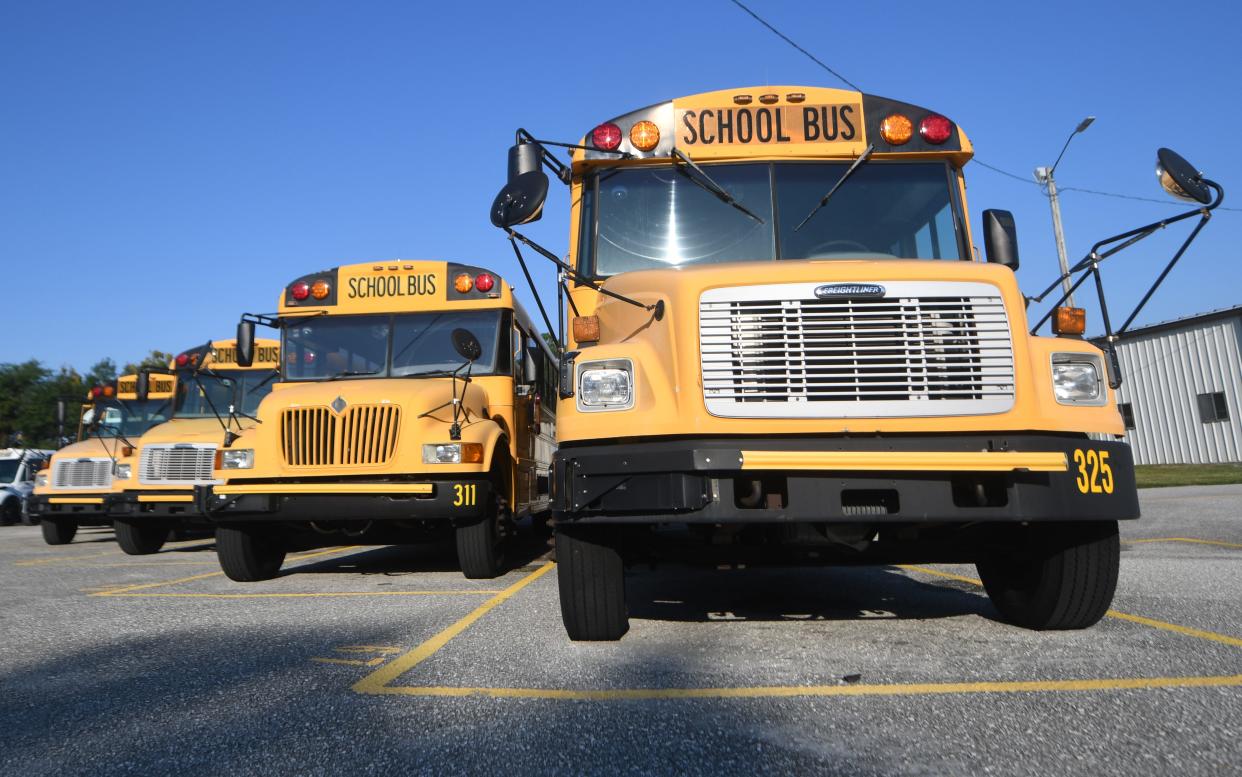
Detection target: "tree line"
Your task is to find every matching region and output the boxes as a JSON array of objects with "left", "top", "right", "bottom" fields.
[{"left": 0, "top": 351, "right": 173, "bottom": 449}]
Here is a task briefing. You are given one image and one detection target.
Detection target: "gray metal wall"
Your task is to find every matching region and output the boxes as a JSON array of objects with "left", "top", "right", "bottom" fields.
[{"left": 1112, "top": 314, "right": 1242, "bottom": 464}]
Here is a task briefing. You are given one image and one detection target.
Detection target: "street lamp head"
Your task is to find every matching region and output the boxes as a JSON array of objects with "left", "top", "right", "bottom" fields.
[{"left": 1075, "top": 116, "right": 1096, "bottom": 134}]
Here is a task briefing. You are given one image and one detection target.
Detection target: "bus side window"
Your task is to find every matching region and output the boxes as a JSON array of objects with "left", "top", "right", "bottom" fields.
[{"left": 512, "top": 324, "right": 527, "bottom": 380}]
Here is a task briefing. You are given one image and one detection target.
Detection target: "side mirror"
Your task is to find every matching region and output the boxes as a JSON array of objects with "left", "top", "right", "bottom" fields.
[
  {"left": 490, "top": 142, "right": 549, "bottom": 228},
  {"left": 135, "top": 372, "right": 150, "bottom": 403},
  {"left": 982, "top": 209, "right": 1020, "bottom": 271},
  {"left": 236, "top": 320, "right": 256, "bottom": 368},
  {"left": 451, "top": 328, "right": 483, "bottom": 362},
  {"left": 1156, "top": 148, "right": 1212, "bottom": 204}
]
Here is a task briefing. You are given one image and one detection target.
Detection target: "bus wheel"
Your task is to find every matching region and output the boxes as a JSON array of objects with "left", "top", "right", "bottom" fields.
[
  {"left": 41, "top": 517, "right": 77, "bottom": 545},
  {"left": 114, "top": 518, "right": 169, "bottom": 556},
  {"left": 556, "top": 525, "right": 628, "bottom": 641},
  {"left": 456, "top": 488, "right": 507, "bottom": 579},
  {"left": 977, "top": 520, "right": 1119, "bottom": 630},
  {"left": 216, "top": 525, "right": 286, "bottom": 582}
]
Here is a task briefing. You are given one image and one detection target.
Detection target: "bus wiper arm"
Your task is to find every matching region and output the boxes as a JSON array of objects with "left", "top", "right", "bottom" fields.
[
  {"left": 671, "top": 149, "right": 765, "bottom": 225},
  {"left": 325, "top": 370, "right": 379, "bottom": 381},
  {"left": 794, "top": 144, "right": 875, "bottom": 231}
]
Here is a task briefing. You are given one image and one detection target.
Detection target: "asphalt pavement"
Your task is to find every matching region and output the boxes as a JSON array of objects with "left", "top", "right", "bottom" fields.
[{"left": 1, "top": 484, "right": 1239, "bottom": 775}]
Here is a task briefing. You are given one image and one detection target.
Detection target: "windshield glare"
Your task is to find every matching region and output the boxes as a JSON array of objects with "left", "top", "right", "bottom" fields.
[
  {"left": 175, "top": 369, "right": 277, "bottom": 418},
  {"left": 282, "top": 311, "right": 502, "bottom": 381},
  {"left": 89, "top": 399, "right": 172, "bottom": 437},
  {"left": 586, "top": 161, "right": 962, "bottom": 276}
]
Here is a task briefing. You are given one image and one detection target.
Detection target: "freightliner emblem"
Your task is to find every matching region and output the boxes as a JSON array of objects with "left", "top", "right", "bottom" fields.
[
  {"left": 814, "top": 283, "right": 886, "bottom": 299},
  {"left": 331, "top": 397, "right": 347, "bottom": 413}
]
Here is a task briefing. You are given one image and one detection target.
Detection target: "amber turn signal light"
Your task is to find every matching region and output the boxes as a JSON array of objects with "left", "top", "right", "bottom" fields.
[
  {"left": 1052, "top": 307, "right": 1086, "bottom": 336},
  {"left": 629, "top": 120, "right": 660, "bottom": 152},
  {"left": 454, "top": 273, "right": 474, "bottom": 294},
  {"left": 572, "top": 315, "right": 601, "bottom": 344},
  {"left": 121, "top": 446, "right": 134, "bottom": 457},
  {"left": 880, "top": 113, "right": 913, "bottom": 145}
]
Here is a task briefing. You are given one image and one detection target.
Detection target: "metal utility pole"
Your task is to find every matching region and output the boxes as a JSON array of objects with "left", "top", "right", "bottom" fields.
[{"left": 1035, "top": 116, "right": 1095, "bottom": 308}]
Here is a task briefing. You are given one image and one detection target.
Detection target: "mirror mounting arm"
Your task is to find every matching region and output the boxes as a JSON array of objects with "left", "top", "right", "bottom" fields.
[{"left": 515, "top": 128, "right": 632, "bottom": 184}]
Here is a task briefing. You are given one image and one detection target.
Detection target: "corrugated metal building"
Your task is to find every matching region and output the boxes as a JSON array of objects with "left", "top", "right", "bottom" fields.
[{"left": 1099, "top": 305, "right": 1242, "bottom": 465}]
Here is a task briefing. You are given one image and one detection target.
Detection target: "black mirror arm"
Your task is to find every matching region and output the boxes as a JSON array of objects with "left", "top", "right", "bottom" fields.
[
  {"left": 515, "top": 128, "right": 631, "bottom": 184},
  {"left": 506, "top": 229, "right": 664, "bottom": 320},
  {"left": 507, "top": 236, "right": 562, "bottom": 356},
  {"left": 240, "top": 312, "right": 282, "bottom": 329}
]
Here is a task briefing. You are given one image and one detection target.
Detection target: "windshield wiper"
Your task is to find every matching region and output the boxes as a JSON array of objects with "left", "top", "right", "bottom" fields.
[
  {"left": 400, "top": 369, "right": 473, "bottom": 380},
  {"left": 325, "top": 370, "right": 379, "bottom": 381},
  {"left": 671, "top": 149, "right": 766, "bottom": 225},
  {"left": 794, "top": 143, "right": 875, "bottom": 231}
]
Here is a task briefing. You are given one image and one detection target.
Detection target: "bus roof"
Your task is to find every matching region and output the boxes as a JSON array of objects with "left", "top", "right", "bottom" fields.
[{"left": 572, "top": 85, "right": 973, "bottom": 168}]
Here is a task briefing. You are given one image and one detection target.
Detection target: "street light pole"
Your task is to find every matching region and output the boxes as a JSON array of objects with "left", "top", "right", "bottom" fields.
[{"left": 1035, "top": 116, "right": 1095, "bottom": 308}]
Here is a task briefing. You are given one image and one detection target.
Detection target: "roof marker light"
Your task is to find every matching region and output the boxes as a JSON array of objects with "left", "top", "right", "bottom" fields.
[
  {"left": 310, "top": 279, "right": 331, "bottom": 299},
  {"left": 758, "top": 93, "right": 778, "bottom": 105},
  {"left": 733, "top": 94, "right": 753, "bottom": 105},
  {"left": 290, "top": 281, "right": 310, "bottom": 300},
  {"left": 474, "top": 273, "right": 495, "bottom": 292},
  {"left": 454, "top": 273, "right": 474, "bottom": 294},
  {"left": 880, "top": 113, "right": 913, "bottom": 145},
  {"left": 591, "top": 123, "right": 622, "bottom": 151},
  {"left": 919, "top": 114, "right": 953, "bottom": 145},
  {"left": 175, "top": 353, "right": 189, "bottom": 367},
  {"left": 629, "top": 120, "right": 660, "bottom": 152},
  {"left": 786, "top": 93, "right": 806, "bottom": 103}
]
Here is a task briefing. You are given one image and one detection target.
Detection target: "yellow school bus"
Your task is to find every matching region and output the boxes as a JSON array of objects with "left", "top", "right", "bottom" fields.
[
  {"left": 29, "top": 373, "right": 176, "bottom": 544},
  {"left": 490, "top": 86, "right": 1149, "bottom": 640},
  {"left": 108, "top": 339, "right": 281, "bottom": 555},
  {"left": 199, "top": 260, "right": 557, "bottom": 581}
]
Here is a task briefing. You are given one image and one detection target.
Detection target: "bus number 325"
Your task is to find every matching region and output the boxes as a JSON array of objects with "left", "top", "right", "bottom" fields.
[{"left": 1073, "top": 449, "right": 1114, "bottom": 495}]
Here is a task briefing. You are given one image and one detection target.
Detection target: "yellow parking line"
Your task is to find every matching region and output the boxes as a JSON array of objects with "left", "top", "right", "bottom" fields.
[
  {"left": 15, "top": 550, "right": 117, "bottom": 566},
  {"left": 104, "top": 590, "right": 502, "bottom": 599},
  {"left": 1130, "top": 537, "right": 1242, "bottom": 549},
  {"left": 371, "top": 673, "right": 1242, "bottom": 700},
  {"left": 337, "top": 645, "right": 403, "bottom": 654},
  {"left": 902, "top": 565, "right": 1242, "bottom": 649},
  {"left": 353, "top": 562, "right": 556, "bottom": 694},
  {"left": 90, "top": 546, "right": 360, "bottom": 596}
]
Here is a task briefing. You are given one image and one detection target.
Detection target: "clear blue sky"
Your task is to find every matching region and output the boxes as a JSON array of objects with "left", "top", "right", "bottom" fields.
[{"left": 3, "top": 0, "right": 1239, "bottom": 372}]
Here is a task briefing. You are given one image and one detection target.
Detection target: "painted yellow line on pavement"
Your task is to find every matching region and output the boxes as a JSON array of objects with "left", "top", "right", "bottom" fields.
[
  {"left": 353, "top": 562, "right": 556, "bottom": 694},
  {"left": 371, "top": 673, "right": 1242, "bottom": 700},
  {"left": 104, "top": 590, "right": 502, "bottom": 599},
  {"left": 1130, "top": 537, "right": 1242, "bottom": 550},
  {"left": 15, "top": 550, "right": 117, "bottom": 566},
  {"left": 313, "top": 656, "right": 386, "bottom": 667},
  {"left": 90, "top": 546, "right": 361, "bottom": 596},
  {"left": 902, "top": 565, "right": 1242, "bottom": 649},
  {"left": 337, "top": 645, "right": 403, "bottom": 654}
]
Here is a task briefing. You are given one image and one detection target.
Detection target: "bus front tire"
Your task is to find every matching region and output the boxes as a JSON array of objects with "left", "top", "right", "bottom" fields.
[
  {"left": 456, "top": 492, "right": 507, "bottom": 580},
  {"left": 114, "top": 518, "right": 169, "bottom": 555},
  {"left": 41, "top": 517, "right": 77, "bottom": 545},
  {"left": 556, "top": 525, "right": 628, "bottom": 641},
  {"left": 977, "top": 520, "right": 1119, "bottom": 630},
  {"left": 216, "top": 525, "right": 286, "bottom": 582}
]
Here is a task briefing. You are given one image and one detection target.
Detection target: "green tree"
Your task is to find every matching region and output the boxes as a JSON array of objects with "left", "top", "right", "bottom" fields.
[
  {"left": 85, "top": 358, "right": 117, "bottom": 388},
  {"left": 123, "top": 350, "right": 175, "bottom": 375},
  {"left": 0, "top": 360, "right": 51, "bottom": 447}
]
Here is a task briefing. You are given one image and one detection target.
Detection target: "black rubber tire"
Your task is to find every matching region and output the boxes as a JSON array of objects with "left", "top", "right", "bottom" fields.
[
  {"left": 113, "top": 518, "right": 169, "bottom": 556},
  {"left": 456, "top": 488, "right": 507, "bottom": 580},
  {"left": 977, "top": 520, "right": 1120, "bottom": 630},
  {"left": 41, "top": 517, "right": 77, "bottom": 545},
  {"left": 0, "top": 498, "right": 19, "bottom": 526},
  {"left": 216, "top": 525, "right": 286, "bottom": 582},
  {"left": 556, "top": 526, "right": 628, "bottom": 641}
]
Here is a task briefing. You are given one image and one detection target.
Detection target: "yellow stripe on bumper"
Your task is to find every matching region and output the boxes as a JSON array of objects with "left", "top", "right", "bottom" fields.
[
  {"left": 136, "top": 495, "right": 195, "bottom": 503},
  {"left": 215, "top": 483, "right": 435, "bottom": 496},
  {"left": 48, "top": 497, "right": 106, "bottom": 505},
  {"left": 739, "top": 450, "right": 1068, "bottom": 473}
]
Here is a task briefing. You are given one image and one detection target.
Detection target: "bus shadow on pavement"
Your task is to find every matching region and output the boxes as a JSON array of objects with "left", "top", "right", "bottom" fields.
[
  {"left": 626, "top": 564, "right": 994, "bottom": 624},
  {"left": 285, "top": 531, "right": 551, "bottom": 577}
]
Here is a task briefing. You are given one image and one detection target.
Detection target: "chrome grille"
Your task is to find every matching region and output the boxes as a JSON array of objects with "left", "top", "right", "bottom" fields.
[
  {"left": 52, "top": 458, "right": 112, "bottom": 489},
  {"left": 699, "top": 281, "right": 1016, "bottom": 418},
  {"left": 281, "top": 404, "right": 400, "bottom": 467},
  {"left": 139, "top": 444, "right": 217, "bottom": 485}
]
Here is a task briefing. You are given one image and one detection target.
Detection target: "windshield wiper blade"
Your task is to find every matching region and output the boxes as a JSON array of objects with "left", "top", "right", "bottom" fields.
[
  {"left": 325, "top": 370, "right": 379, "bottom": 381},
  {"left": 794, "top": 144, "right": 875, "bottom": 232},
  {"left": 671, "top": 149, "right": 766, "bottom": 225}
]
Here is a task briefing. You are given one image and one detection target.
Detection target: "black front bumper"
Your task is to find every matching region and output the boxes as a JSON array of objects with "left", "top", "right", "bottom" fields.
[
  {"left": 195, "top": 479, "right": 493, "bottom": 525},
  {"left": 26, "top": 493, "right": 115, "bottom": 524},
  {"left": 553, "top": 434, "right": 1139, "bottom": 525},
  {"left": 111, "top": 491, "right": 208, "bottom": 523}
]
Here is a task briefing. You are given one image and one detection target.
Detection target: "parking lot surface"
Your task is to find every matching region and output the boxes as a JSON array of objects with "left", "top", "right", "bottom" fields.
[{"left": 2, "top": 484, "right": 1240, "bottom": 776}]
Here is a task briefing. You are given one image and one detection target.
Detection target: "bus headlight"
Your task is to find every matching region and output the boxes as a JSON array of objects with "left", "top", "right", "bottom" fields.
[
  {"left": 1051, "top": 354, "right": 1105, "bottom": 405},
  {"left": 35, "top": 473, "right": 48, "bottom": 488},
  {"left": 219, "top": 449, "right": 255, "bottom": 470},
  {"left": 114, "top": 463, "right": 132, "bottom": 480},
  {"left": 423, "top": 443, "right": 483, "bottom": 464},
  {"left": 578, "top": 359, "right": 634, "bottom": 411}
]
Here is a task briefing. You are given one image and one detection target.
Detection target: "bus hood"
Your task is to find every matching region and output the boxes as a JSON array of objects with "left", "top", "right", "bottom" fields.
[{"left": 136, "top": 417, "right": 254, "bottom": 448}]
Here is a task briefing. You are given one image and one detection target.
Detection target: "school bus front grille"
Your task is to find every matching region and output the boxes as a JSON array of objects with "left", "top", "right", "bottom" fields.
[
  {"left": 139, "top": 444, "right": 218, "bottom": 485},
  {"left": 699, "top": 281, "right": 1016, "bottom": 419},
  {"left": 51, "top": 458, "right": 112, "bottom": 489},
  {"left": 280, "top": 405, "right": 401, "bottom": 467}
]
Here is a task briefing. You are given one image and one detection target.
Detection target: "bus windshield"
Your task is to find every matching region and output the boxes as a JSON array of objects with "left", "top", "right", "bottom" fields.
[
  {"left": 583, "top": 161, "right": 964, "bottom": 276},
  {"left": 174, "top": 369, "right": 278, "bottom": 418},
  {"left": 89, "top": 399, "right": 172, "bottom": 438},
  {"left": 282, "top": 310, "right": 503, "bottom": 381}
]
